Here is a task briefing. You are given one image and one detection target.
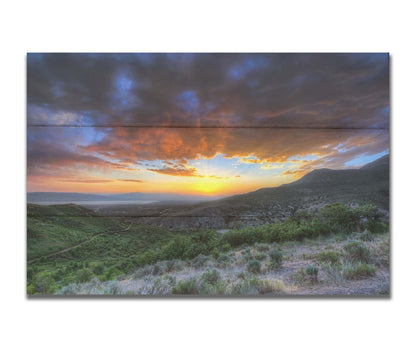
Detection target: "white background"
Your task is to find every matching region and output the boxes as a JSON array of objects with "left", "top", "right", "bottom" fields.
[{"left": 1, "top": 1, "right": 415, "bottom": 346}]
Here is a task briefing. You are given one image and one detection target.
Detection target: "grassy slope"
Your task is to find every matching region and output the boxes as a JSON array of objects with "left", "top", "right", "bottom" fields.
[
  {"left": 27, "top": 202, "right": 389, "bottom": 295},
  {"left": 27, "top": 204, "right": 126, "bottom": 259},
  {"left": 60, "top": 233, "right": 390, "bottom": 296},
  {"left": 27, "top": 204, "right": 195, "bottom": 291}
]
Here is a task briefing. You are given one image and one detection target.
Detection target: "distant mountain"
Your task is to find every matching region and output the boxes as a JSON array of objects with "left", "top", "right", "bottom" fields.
[
  {"left": 106, "top": 155, "right": 389, "bottom": 229},
  {"left": 27, "top": 192, "right": 225, "bottom": 204},
  {"left": 28, "top": 155, "right": 390, "bottom": 229}
]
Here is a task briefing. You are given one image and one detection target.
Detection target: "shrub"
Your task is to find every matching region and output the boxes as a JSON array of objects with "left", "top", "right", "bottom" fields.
[
  {"left": 200, "top": 268, "right": 221, "bottom": 285},
  {"left": 321, "top": 203, "right": 358, "bottom": 233},
  {"left": 342, "top": 262, "right": 376, "bottom": 280},
  {"left": 164, "top": 259, "right": 184, "bottom": 272},
  {"left": 343, "top": 241, "right": 371, "bottom": 263},
  {"left": 93, "top": 264, "right": 104, "bottom": 275},
  {"left": 76, "top": 268, "right": 94, "bottom": 283},
  {"left": 305, "top": 265, "right": 319, "bottom": 282},
  {"left": 172, "top": 278, "right": 199, "bottom": 294},
  {"left": 32, "top": 273, "right": 57, "bottom": 294},
  {"left": 255, "top": 253, "right": 267, "bottom": 261},
  {"left": 269, "top": 249, "right": 283, "bottom": 268},
  {"left": 216, "top": 254, "right": 232, "bottom": 268},
  {"left": 255, "top": 243, "right": 270, "bottom": 252},
  {"left": 317, "top": 251, "right": 342, "bottom": 264},
  {"left": 247, "top": 259, "right": 262, "bottom": 273},
  {"left": 293, "top": 268, "right": 306, "bottom": 285},
  {"left": 27, "top": 284, "right": 36, "bottom": 295},
  {"left": 192, "top": 255, "right": 212, "bottom": 269},
  {"left": 102, "top": 267, "right": 120, "bottom": 281},
  {"left": 353, "top": 204, "right": 384, "bottom": 233}
]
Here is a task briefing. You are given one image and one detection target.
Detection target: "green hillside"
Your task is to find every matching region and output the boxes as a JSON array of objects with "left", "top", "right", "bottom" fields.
[
  {"left": 27, "top": 204, "right": 195, "bottom": 293},
  {"left": 27, "top": 204, "right": 126, "bottom": 259}
]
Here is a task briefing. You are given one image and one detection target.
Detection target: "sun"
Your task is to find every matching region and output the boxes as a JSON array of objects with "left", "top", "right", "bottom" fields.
[{"left": 191, "top": 177, "right": 226, "bottom": 194}]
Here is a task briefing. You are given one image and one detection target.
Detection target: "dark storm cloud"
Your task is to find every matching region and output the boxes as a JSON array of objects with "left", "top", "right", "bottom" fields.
[
  {"left": 27, "top": 54, "right": 390, "bottom": 189},
  {"left": 27, "top": 53, "right": 389, "bottom": 128}
]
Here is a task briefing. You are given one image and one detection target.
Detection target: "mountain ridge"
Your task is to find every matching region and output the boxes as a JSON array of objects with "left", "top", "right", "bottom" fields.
[{"left": 94, "top": 154, "right": 389, "bottom": 228}]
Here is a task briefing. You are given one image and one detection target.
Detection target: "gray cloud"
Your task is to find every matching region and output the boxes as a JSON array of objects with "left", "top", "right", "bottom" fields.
[{"left": 27, "top": 53, "right": 389, "bottom": 128}]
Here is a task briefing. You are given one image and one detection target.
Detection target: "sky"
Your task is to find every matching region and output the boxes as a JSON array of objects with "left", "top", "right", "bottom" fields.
[{"left": 27, "top": 53, "right": 389, "bottom": 195}]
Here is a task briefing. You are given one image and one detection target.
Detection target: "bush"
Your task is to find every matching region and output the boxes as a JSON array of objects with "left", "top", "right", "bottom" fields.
[
  {"left": 255, "top": 253, "right": 267, "bottom": 261},
  {"left": 27, "top": 284, "right": 36, "bottom": 295},
  {"left": 76, "top": 268, "right": 94, "bottom": 283},
  {"left": 353, "top": 204, "right": 384, "bottom": 233},
  {"left": 221, "top": 243, "right": 231, "bottom": 253},
  {"left": 269, "top": 249, "right": 283, "bottom": 268},
  {"left": 342, "top": 262, "right": 376, "bottom": 280},
  {"left": 321, "top": 203, "right": 358, "bottom": 233},
  {"left": 93, "top": 264, "right": 104, "bottom": 275},
  {"left": 343, "top": 241, "right": 371, "bottom": 263},
  {"left": 305, "top": 265, "right": 319, "bottom": 282},
  {"left": 247, "top": 259, "right": 262, "bottom": 274},
  {"left": 255, "top": 243, "right": 270, "bottom": 252},
  {"left": 317, "top": 251, "right": 342, "bottom": 264},
  {"left": 172, "top": 278, "right": 199, "bottom": 295},
  {"left": 191, "top": 255, "right": 212, "bottom": 269},
  {"left": 32, "top": 273, "right": 57, "bottom": 294},
  {"left": 164, "top": 259, "right": 184, "bottom": 272},
  {"left": 200, "top": 268, "right": 221, "bottom": 285},
  {"left": 216, "top": 254, "right": 232, "bottom": 268}
]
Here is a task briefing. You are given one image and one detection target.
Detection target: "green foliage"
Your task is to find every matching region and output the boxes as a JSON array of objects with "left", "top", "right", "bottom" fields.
[
  {"left": 221, "top": 243, "right": 231, "bottom": 253},
  {"left": 317, "top": 251, "right": 342, "bottom": 264},
  {"left": 247, "top": 259, "right": 261, "bottom": 274},
  {"left": 305, "top": 265, "right": 319, "bottom": 281},
  {"left": 321, "top": 203, "right": 359, "bottom": 233},
  {"left": 27, "top": 203, "right": 387, "bottom": 294},
  {"left": 343, "top": 241, "right": 371, "bottom": 263},
  {"left": 353, "top": 204, "right": 385, "bottom": 233},
  {"left": 254, "top": 253, "right": 267, "bottom": 261},
  {"left": 31, "top": 273, "right": 57, "bottom": 294},
  {"left": 75, "top": 268, "right": 94, "bottom": 283},
  {"left": 216, "top": 254, "right": 232, "bottom": 268},
  {"left": 342, "top": 262, "right": 376, "bottom": 280},
  {"left": 269, "top": 249, "right": 283, "bottom": 268},
  {"left": 27, "top": 284, "right": 36, "bottom": 295},
  {"left": 200, "top": 268, "right": 221, "bottom": 285},
  {"left": 172, "top": 278, "right": 199, "bottom": 294},
  {"left": 191, "top": 255, "right": 212, "bottom": 269}
]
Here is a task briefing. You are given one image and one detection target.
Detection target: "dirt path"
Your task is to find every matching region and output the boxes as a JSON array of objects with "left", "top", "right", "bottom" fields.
[{"left": 28, "top": 223, "right": 132, "bottom": 264}]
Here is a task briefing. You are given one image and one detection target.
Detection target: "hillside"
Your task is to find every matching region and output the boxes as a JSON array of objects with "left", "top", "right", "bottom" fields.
[
  {"left": 59, "top": 233, "right": 390, "bottom": 296},
  {"left": 28, "top": 201, "right": 390, "bottom": 296},
  {"left": 98, "top": 155, "right": 389, "bottom": 228}
]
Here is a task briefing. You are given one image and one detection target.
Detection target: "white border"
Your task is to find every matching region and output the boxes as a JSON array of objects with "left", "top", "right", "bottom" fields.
[{"left": 1, "top": 1, "right": 415, "bottom": 346}]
